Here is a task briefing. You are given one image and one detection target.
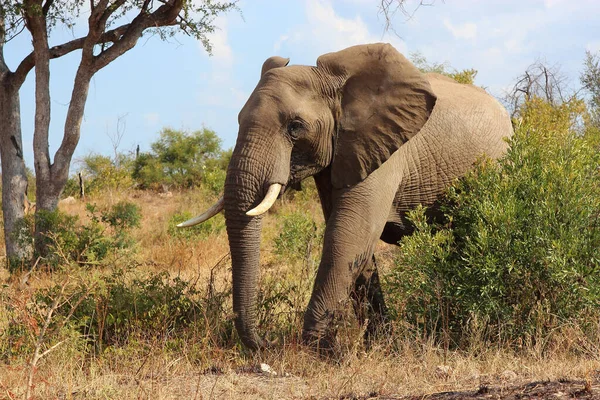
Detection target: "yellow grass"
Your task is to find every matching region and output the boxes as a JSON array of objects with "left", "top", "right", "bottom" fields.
[{"left": 0, "top": 189, "right": 599, "bottom": 399}]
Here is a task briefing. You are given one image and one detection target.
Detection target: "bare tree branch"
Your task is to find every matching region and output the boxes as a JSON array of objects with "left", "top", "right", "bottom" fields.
[
  {"left": 12, "top": 23, "right": 131, "bottom": 87},
  {"left": 25, "top": 278, "right": 68, "bottom": 399},
  {"left": 42, "top": 0, "right": 55, "bottom": 16},
  {"left": 107, "top": 113, "right": 127, "bottom": 164},
  {"left": 379, "top": 0, "right": 440, "bottom": 32},
  {"left": 92, "top": 0, "right": 184, "bottom": 72},
  {"left": 52, "top": 1, "right": 184, "bottom": 183},
  {"left": 504, "top": 59, "right": 571, "bottom": 118}
]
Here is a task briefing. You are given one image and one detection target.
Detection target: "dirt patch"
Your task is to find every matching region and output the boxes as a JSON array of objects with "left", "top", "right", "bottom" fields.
[{"left": 327, "top": 379, "right": 599, "bottom": 400}]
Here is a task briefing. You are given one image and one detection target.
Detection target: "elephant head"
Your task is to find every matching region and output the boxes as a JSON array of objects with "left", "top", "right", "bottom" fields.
[{"left": 180, "top": 43, "right": 437, "bottom": 350}]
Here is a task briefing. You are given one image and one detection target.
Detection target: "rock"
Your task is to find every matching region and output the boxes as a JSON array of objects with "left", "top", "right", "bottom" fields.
[{"left": 260, "top": 363, "right": 277, "bottom": 377}]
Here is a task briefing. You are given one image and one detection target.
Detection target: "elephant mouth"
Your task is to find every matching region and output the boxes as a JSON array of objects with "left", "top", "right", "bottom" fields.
[{"left": 289, "top": 164, "right": 322, "bottom": 186}]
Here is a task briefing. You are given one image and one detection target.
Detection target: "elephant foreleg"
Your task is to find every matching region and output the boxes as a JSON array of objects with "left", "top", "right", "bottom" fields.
[{"left": 351, "top": 255, "right": 389, "bottom": 346}]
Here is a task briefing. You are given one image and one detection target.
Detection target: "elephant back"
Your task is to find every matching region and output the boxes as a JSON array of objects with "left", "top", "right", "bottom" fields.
[{"left": 384, "top": 74, "right": 513, "bottom": 233}]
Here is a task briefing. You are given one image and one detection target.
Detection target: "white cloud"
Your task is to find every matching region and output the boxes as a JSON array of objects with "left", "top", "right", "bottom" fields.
[
  {"left": 443, "top": 18, "right": 477, "bottom": 40},
  {"left": 278, "top": 0, "right": 407, "bottom": 58},
  {"left": 200, "top": 17, "right": 234, "bottom": 68},
  {"left": 274, "top": 35, "right": 290, "bottom": 52},
  {"left": 196, "top": 16, "right": 246, "bottom": 110}
]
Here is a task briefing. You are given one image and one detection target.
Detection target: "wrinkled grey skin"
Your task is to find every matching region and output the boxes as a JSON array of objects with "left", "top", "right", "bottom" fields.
[{"left": 222, "top": 43, "right": 513, "bottom": 351}]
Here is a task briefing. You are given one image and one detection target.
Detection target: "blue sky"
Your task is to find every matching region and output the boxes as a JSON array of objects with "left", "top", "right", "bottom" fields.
[{"left": 5, "top": 0, "right": 599, "bottom": 170}]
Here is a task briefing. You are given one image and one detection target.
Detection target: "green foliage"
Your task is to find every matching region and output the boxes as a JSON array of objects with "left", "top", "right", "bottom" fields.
[
  {"left": 29, "top": 268, "right": 236, "bottom": 351},
  {"left": 99, "top": 201, "right": 141, "bottom": 231},
  {"left": 0, "top": 304, "right": 35, "bottom": 360},
  {"left": 62, "top": 176, "right": 81, "bottom": 198},
  {"left": 133, "top": 128, "right": 230, "bottom": 191},
  {"left": 410, "top": 51, "right": 478, "bottom": 84},
  {"left": 25, "top": 166, "right": 36, "bottom": 202},
  {"left": 131, "top": 152, "right": 164, "bottom": 190},
  {"left": 274, "top": 211, "right": 320, "bottom": 262},
  {"left": 10, "top": 201, "right": 140, "bottom": 272},
  {"left": 79, "top": 153, "right": 134, "bottom": 195},
  {"left": 447, "top": 69, "right": 478, "bottom": 85},
  {"left": 69, "top": 271, "right": 204, "bottom": 346},
  {"left": 201, "top": 168, "right": 228, "bottom": 196},
  {"left": 386, "top": 97, "right": 600, "bottom": 346},
  {"left": 167, "top": 210, "right": 225, "bottom": 240},
  {"left": 2, "top": 1, "right": 238, "bottom": 54}
]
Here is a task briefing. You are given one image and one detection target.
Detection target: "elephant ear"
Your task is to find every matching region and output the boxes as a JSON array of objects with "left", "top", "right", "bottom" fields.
[
  {"left": 261, "top": 56, "right": 290, "bottom": 77},
  {"left": 317, "top": 43, "right": 437, "bottom": 188}
]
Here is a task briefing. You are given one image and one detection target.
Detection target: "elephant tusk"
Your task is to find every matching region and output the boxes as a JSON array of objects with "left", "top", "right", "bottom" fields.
[
  {"left": 246, "top": 183, "right": 282, "bottom": 216},
  {"left": 177, "top": 196, "right": 224, "bottom": 228}
]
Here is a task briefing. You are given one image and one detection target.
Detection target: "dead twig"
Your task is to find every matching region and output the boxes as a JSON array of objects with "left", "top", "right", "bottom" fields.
[{"left": 25, "top": 278, "right": 68, "bottom": 399}]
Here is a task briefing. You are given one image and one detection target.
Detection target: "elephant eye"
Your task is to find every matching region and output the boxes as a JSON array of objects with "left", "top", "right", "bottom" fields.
[{"left": 287, "top": 119, "right": 305, "bottom": 139}]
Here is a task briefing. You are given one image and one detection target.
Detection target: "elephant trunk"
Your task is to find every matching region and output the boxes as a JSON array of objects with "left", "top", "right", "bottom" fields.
[
  {"left": 225, "top": 206, "right": 265, "bottom": 350},
  {"left": 224, "top": 134, "right": 290, "bottom": 350}
]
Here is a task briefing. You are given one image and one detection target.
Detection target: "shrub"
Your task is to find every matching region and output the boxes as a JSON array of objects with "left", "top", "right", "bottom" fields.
[
  {"left": 71, "top": 270, "right": 203, "bottom": 346},
  {"left": 11, "top": 201, "right": 141, "bottom": 271},
  {"left": 274, "top": 210, "right": 320, "bottom": 262},
  {"left": 79, "top": 153, "right": 134, "bottom": 195},
  {"left": 201, "top": 168, "right": 227, "bottom": 196},
  {"left": 410, "top": 51, "right": 478, "bottom": 84},
  {"left": 29, "top": 268, "right": 235, "bottom": 351},
  {"left": 386, "top": 97, "right": 600, "bottom": 346}
]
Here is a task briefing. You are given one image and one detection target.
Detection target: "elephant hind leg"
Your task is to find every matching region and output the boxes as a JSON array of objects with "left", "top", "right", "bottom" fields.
[{"left": 351, "top": 255, "right": 390, "bottom": 347}]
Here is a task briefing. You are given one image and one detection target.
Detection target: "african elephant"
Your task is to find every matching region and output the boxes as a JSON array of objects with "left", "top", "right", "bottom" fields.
[{"left": 180, "top": 43, "right": 513, "bottom": 351}]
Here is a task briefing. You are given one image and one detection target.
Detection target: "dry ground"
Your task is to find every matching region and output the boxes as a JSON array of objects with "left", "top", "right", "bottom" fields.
[
  {"left": 1, "top": 348, "right": 599, "bottom": 399},
  {"left": 1, "top": 190, "right": 599, "bottom": 399}
]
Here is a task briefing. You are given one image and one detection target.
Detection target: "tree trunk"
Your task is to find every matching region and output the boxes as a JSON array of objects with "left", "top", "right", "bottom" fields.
[
  {"left": 0, "top": 78, "right": 31, "bottom": 265},
  {"left": 33, "top": 175, "right": 64, "bottom": 258}
]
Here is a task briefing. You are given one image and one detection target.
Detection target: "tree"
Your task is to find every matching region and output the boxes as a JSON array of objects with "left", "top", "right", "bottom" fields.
[
  {"left": 410, "top": 51, "right": 477, "bottom": 85},
  {"left": 581, "top": 50, "right": 600, "bottom": 127},
  {"left": 504, "top": 59, "right": 571, "bottom": 119},
  {"left": 0, "top": 1, "right": 237, "bottom": 263},
  {"left": 379, "top": 0, "right": 439, "bottom": 31},
  {"left": 132, "top": 127, "right": 227, "bottom": 190}
]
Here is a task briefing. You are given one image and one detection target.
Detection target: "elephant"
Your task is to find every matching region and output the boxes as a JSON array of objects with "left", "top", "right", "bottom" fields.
[{"left": 179, "top": 43, "right": 513, "bottom": 351}]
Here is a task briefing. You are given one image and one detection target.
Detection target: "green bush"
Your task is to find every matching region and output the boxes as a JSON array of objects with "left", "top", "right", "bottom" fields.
[
  {"left": 11, "top": 201, "right": 141, "bottom": 271},
  {"left": 386, "top": 97, "right": 600, "bottom": 346},
  {"left": 31, "top": 269, "right": 235, "bottom": 351},
  {"left": 201, "top": 168, "right": 227, "bottom": 196},
  {"left": 274, "top": 210, "right": 321, "bottom": 262},
  {"left": 71, "top": 271, "right": 203, "bottom": 346},
  {"left": 80, "top": 153, "right": 134, "bottom": 195},
  {"left": 410, "top": 51, "right": 478, "bottom": 84}
]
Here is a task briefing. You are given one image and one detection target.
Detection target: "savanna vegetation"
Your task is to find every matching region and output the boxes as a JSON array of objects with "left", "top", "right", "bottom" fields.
[{"left": 1, "top": 49, "right": 600, "bottom": 399}]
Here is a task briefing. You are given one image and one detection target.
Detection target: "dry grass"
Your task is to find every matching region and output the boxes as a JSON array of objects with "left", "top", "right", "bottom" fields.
[
  {"left": 1, "top": 338, "right": 598, "bottom": 399},
  {"left": 1, "top": 190, "right": 599, "bottom": 399}
]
